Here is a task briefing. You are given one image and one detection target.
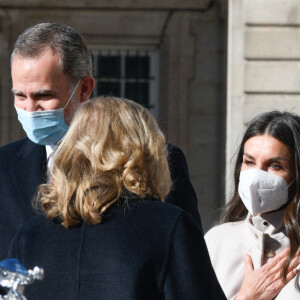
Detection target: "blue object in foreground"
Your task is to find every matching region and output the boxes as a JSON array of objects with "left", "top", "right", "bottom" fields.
[
  {"left": 0, "top": 259, "right": 28, "bottom": 275},
  {"left": 0, "top": 258, "right": 43, "bottom": 299}
]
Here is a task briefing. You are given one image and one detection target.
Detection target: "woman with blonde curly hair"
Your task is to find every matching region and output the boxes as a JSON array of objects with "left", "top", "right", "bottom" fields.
[{"left": 8, "top": 97, "right": 225, "bottom": 300}]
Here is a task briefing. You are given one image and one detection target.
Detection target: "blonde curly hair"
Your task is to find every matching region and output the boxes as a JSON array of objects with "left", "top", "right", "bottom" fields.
[{"left": 38, "top": 96, "right": 171, "bottom": 227}]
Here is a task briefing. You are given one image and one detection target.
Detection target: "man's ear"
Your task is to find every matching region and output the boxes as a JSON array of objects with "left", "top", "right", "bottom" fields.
[{"left": 79, "top": 76, "right": 95, "bottom": 103}]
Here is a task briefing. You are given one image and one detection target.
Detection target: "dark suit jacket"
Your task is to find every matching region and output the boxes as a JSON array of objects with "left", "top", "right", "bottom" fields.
[
  {"left": 8, "top": 199, "right": 225, "bottom": 300},
  {"left": 0, "top": 138, "right": 201, "bottom": 260}
]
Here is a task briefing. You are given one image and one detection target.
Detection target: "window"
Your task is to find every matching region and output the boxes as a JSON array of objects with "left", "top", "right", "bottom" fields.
[{"left": 90, "top": 48, "right": 159, "bottom": 118}]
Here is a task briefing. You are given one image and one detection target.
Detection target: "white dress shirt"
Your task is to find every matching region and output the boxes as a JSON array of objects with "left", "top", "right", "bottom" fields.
[{"left": 45, "top": 144, "right": 56, "bottom": 182}]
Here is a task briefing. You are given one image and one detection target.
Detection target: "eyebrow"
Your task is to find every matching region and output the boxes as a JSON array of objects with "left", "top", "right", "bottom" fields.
[
  {"left": 32, "top": 90, "right": 55, "bottom": 96},
  {"left": 243, "top": 152, "right": 288, "bottom": 161},
  {"left": 11, "top": 89, "right": 23, "bottom": 95},
  {"left": 11, "top": 89, "right": 56, "bottom": 96}
]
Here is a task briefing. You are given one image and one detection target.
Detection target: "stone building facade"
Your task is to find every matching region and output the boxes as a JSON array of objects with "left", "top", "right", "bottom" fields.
[
  {"left": 226, "top": 0, "right": 300, "bottom": 198},
  {"left": 3, "top": 0, "right": 298, "bottom": 232},
  {"left": 0, "top": 0, "right": 227, "bottom": 231}
]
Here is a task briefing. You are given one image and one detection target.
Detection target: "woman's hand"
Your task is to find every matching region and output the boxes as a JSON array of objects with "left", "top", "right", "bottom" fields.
[{"left": 235, "top": 248, "right": 299, "bottom": 300}]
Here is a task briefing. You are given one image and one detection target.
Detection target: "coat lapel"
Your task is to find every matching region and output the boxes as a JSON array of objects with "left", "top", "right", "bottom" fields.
[{"left": 9, "top": 139, "right": 46, "bottom": 216}]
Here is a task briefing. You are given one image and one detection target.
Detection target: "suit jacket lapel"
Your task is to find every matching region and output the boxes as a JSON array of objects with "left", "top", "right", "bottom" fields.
[{"left": 9, "top": 139, "right": 46, "bottom": 216}]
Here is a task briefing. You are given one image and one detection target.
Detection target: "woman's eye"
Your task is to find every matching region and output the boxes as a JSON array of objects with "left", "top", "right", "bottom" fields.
[
  {"left": 244, "top": 160, "right": 254, "bottom": 166},
  {"left": 270, "top": 163, "right": 282, "bottom": 170}
]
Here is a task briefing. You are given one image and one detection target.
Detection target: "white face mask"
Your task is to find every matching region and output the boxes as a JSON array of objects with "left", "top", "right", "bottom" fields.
[{"left": 238, "top": 168, "right": 292, "bottom": 216}]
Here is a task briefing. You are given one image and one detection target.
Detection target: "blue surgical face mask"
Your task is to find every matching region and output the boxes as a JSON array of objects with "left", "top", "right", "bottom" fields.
[{"left": 15, "top": 81, "right": 80, "bottom": 145}]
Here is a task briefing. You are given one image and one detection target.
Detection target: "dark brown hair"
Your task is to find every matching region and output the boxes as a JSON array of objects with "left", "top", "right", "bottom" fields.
[{"left": 11, "top": 23, "right": 92, "bottom": 84}]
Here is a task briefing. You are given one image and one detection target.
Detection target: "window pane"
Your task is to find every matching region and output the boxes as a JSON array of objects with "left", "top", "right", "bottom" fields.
[
  {"left": 97, "top": 82, "right": 121, "bottom": 97},
  {"left": 98, "top": 56, "right": 121, "bottom": 78},
  {"left": 125, "top": 56, "right": 149, "bottom": 79},
  {"left": 125, "top": 82, "right": 149, "bottom": 107}
]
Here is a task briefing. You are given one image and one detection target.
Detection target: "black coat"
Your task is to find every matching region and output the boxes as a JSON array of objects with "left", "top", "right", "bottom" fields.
[
  {"left": 0, "top": 138, "right": 201, "bottom": 260},
  {"left": 8, "top": 199, "right": 225, "bottom": 300}
]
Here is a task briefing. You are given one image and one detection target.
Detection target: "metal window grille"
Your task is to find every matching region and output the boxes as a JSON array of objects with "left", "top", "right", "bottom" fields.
[{"left": 90, "top": 48, "right": 159, "bottom": 118}]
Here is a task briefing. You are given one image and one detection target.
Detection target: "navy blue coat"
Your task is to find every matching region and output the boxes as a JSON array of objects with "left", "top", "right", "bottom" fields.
[
  {"left": 0, "top": 138, "right": 201, "bottom": 260},
  {"left": 8, "top": 199, "right": 225, "bottom": 300}
]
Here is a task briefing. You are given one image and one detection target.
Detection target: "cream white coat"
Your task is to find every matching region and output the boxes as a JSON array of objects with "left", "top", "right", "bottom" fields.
[{"left": 205, "top": 209, "right": 300, "bottom": 299}]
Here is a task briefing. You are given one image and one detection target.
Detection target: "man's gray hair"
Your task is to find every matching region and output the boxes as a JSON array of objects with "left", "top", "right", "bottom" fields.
[{"left": 11, "top": 23, "right": 92, "bottom": 84}]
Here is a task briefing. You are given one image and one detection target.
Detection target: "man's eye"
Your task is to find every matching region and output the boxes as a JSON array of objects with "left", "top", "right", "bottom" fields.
[
  {"left": 39, "top": 94, "right": 53, "bottom": 98},
  {"left": 15, "top": 94, "right": 26, "bottom": 100}
]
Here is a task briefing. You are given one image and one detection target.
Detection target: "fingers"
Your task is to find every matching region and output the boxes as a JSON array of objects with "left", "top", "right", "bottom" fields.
[
  {"left": 285, "top": 252, "right": 300, "bottom": 282},
  {"left": 280, "top": 260, "right": 299, "bottom": 284},
  {"left": 243, "top": 249, "right": 288, "bottom": 277},
  {"left": 246, "top": 248, "right": 289, "bottom": 285},
  {"left": 270, "top": 248, "right": 289, "bottom": 265},
  {"left": 243, "top": 253, "right": 254, "bottom": 274},
  {"left": 263, "top": 248, "right": 290, "bottom": 273},
  {"left": 288, "top": 250, "right": 300, "bottom": 270},
  {"left": 265, "top": 249, "right": 300, "bottom": 284},
  {"left": 243, "top": 248, "right": 299, "bottom": 281},
  {"left": 285, "top": 266, "right": 299, "bottom": 283}
]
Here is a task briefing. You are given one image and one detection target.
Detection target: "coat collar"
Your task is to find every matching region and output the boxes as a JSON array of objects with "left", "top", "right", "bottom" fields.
[
  {"left": 250, "top": 209, "right": 286, "bottom": 236},
  {"left": 245, "top": 209, "right": 289, "bottom": 266}
]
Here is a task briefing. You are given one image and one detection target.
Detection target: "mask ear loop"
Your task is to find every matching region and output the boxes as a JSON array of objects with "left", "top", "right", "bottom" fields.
[
  {"left": 286, "top": 178, "right": 296, "bottom": 202},
  {"left": 63, "top": 80, "right": 81, "bottom": 110},
  {"left": 287, "top": 179, "right": 295, "bottom": 190}
]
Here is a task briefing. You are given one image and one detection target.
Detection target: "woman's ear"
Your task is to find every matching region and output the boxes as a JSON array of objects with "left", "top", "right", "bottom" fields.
[{"left": 79, "top": 76, "right": 95, "bottom": 103}]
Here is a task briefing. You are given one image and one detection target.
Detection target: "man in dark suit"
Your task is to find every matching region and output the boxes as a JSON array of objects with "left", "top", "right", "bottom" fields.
[{"left": 0, "top": 23, "right": 201, "bottom": 260}]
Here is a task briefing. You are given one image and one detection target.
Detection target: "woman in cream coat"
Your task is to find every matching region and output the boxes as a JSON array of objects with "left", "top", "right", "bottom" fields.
[{"left": 205, "top": 111, "right": 300, "bottom": 300}]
